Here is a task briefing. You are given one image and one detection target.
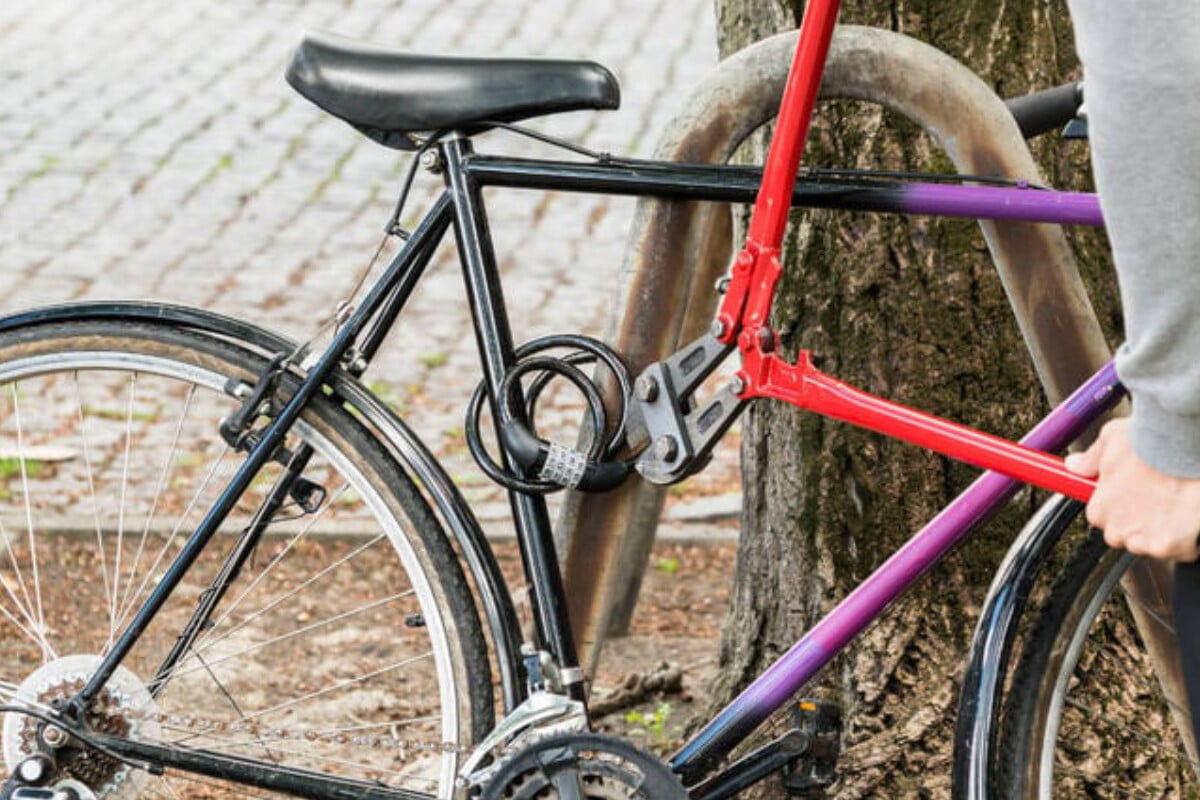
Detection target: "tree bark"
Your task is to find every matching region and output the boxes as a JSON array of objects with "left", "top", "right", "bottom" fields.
[{"left": 710, "top": 2, "right": 1117, "bottom": 797}]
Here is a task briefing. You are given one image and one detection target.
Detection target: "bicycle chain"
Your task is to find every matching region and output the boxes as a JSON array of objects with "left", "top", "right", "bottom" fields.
[{"left": 148, "top": 711, "right": 472, "bottom": 759}]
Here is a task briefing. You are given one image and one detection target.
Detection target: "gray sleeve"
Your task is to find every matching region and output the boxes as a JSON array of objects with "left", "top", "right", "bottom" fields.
[{"left": 1067, "top": 1, "right": 1200, "bottom": 477}]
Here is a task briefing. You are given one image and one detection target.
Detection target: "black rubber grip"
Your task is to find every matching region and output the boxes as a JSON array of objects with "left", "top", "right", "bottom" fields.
[{"left": 1005, "top": 82, "right": 1083, "bottom": 139}]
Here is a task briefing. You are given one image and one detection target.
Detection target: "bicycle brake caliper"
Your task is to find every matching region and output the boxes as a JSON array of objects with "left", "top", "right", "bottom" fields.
[
  {"left": 220, "top": 356, "right": 326, "bottom": 514},
  {"left": 633, "top": 331, "right": 745, "bottom": 484}
]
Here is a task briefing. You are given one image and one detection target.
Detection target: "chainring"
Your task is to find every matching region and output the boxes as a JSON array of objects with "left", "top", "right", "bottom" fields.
[{"left": 479, "top": 732, "right": 686, "bottom": 800}]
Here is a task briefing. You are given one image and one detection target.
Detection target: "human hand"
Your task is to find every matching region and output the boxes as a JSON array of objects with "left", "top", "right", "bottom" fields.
[{"left": 1064, "top": 418, "right": 1200, "bottom": 562}]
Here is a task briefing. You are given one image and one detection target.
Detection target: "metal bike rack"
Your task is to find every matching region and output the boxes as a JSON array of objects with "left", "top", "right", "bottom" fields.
[{"left": 557, "top": 22, "right": 1188, "bottom": 788}]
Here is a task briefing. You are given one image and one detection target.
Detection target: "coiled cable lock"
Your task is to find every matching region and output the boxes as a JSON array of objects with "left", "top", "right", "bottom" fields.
[{"left": 465, "top": 335, "right": 636, "bottom": 494}]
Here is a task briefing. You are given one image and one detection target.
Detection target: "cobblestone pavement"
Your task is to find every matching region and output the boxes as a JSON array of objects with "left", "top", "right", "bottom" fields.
[{"left": 0, "top": 0, "right": 740, "bottom": 532}]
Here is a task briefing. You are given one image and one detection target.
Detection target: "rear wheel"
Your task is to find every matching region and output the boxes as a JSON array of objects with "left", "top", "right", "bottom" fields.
[
  {"left": 995, "top": 523, "right": 1198, "bottom": 798},
  {"left": 0, "top": 319, "right": 491, "bottom": 799}
]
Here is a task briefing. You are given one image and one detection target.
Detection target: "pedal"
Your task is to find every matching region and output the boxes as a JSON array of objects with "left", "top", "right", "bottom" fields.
[{"left": 781, "top": 700, "right": 842, "bottom": 797}]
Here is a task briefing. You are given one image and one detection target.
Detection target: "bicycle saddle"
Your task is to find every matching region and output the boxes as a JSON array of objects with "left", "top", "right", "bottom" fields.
[{"left": 286, "top": 31, "right": 621, "bottom": 150}]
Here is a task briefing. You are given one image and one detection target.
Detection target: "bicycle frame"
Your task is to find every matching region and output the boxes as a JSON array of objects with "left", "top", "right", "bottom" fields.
[
  {"left": 43, "top": 152, "right": 1109, "bottom": 800},
  {"left": 670, "top": 361, "right": 1122, "bottom": 781},
  {"left": 710, "top": 0, "right": 1096, "bottom": 504}
]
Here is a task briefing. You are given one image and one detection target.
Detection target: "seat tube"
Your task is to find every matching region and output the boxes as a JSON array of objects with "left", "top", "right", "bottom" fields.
[{"left": 440, "top": 136, "right": 586, "bottom": 699}]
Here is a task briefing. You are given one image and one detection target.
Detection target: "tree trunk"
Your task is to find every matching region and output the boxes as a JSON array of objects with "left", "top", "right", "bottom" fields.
[{"left": 710, "top": 2, "right": 1117, "bottom": 797}]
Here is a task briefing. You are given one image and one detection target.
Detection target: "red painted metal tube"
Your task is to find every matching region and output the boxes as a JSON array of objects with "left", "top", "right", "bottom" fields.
[
  {"left": 740, "top": 349, "right": 1096, "bottom": 502},
  {"left": 714, "top": 0, "right": 842, "bottom": 344},
  {"left": 746, "top": 0, "right": 842, "bottom": 249}
]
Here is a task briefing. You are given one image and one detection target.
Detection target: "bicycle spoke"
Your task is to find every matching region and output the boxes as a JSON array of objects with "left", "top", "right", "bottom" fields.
[
  {"left": 153, "top": 769, "right": 278, "bottom": 800},
  {"left": 0, "top": 543, "right": 43, "bottom": 657},
  {"left": 193, "top": 527, "right": 382, "bottom": 656},
  {"left": 194, "top": 480, "right": 354, "bottom": 645},
  {"left": 317, "top": 717, "right": 444, "bottom": 737},
  {"left": 110, "top": 441, "right": 234, "bottom": 638},
  {"left": 116, "top": 384, "right": 197, "bottom": 631},
  {"left": 0, "top": 588, "right": 48, "bottom": 652},
  {"left": 105, "top": 372, "right": 141, "bottom": 655},
  {"left": 178, "top": 590, "right": 413, "bottom": 679},
  {"left": 156, "top": 777, "right": 183, "bottom": 800},
  {"left": 0, "top": 333, "right": 484, "bottom": 800},
  {"left": 73, "top": 371, "right": 116, "bottom": 642},
  {"left": 0, "top": 568, "right": 50, "bottom": 648},
  {"left": 3, "top": 385, "right": 47, "bottom": 660},
  {"left": 241, "top": 652, "right": 433, "bottom": 724},
  {"left": 163, "top": 714, "right": 443, "bottom": 751},
  {"left": 0, "top": 679, "right": 60, "bottom": 714},
  {"left": 190, "top": 650, "right": 284, "bottom": 766},
  {"left": 1125, "top": 592, "right": 1176, "bottom": 636},
  {"left": 155, "top": 775, "right": 189, "bottom": 800},
  {"left": 11, "top": 387, "right": 46, "bottom": 646},
  {"left": 157, "top": 725, "right": 441, "bottom": 789}
]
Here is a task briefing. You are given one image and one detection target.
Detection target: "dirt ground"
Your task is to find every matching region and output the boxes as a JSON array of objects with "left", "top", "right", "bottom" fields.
[
  {"left": 490, "top": 538, "right": 739, "bottom": 754},
  {"left": 593, "top": 543, "right": 736, "bottom": 745}
]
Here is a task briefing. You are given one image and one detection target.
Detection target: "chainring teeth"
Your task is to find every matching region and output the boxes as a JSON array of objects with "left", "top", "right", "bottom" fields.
[{"left": 479, "top": 733, "right": 686, "bottom": 800}]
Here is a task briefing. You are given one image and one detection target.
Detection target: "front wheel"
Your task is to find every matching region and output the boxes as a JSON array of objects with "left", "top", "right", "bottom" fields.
[
  {"left": 0, "top": 319, "right": 492, "bottom": 799},
  {"left": 994, "top": 522, "right": 1198, "bottom": 798}
]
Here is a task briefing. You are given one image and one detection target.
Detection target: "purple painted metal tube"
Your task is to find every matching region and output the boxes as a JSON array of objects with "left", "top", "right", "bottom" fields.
[
  {"left": 900, "top": 183, "right": 1104, "bottom": 226},
  {"left": 672, "top": 361, "right": 1123, "bottom": 775}
]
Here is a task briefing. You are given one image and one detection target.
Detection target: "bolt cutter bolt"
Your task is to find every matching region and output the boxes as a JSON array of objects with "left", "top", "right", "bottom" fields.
[
  {"left": 757, "top": 327, "right": 775, "bottom": 352},
  {"left": 634, "top": 375, "right": 659, "bottom": 402}
]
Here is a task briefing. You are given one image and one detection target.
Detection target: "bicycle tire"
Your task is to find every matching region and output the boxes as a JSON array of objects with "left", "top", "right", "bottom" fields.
[
  {"left": 994, "top": 520, "right": 1197, "bottom": 798},
  {"left": 0, "top": 318, "right": 492, "bottom": 799}
]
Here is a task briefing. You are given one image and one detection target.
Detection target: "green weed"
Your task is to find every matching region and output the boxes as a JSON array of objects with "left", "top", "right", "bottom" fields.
[
  {"left": 624, "top": 702, "right": 673, "bottom": 749},
  {"left": 653, "top": 557, "right": 681, "bottom": 577},
  {"left": 0, "top": 458, "right": 42, "bottom": 480}
]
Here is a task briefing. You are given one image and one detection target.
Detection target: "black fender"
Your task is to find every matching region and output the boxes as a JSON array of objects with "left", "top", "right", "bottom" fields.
[
  {"left": 952, "top": 494, "right": 1082, "bottom": 798},
  {"left": 0, "top": 301, "right": 525, "bottom": 712}
]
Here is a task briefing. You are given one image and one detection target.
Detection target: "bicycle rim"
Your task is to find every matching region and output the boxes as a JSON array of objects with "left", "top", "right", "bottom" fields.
[
  {"left": 996, "top": 527, "right": 1199, "bottom": 798},
  {"left": 0, "top": 320, "right": 490, "bottom": 799}
]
